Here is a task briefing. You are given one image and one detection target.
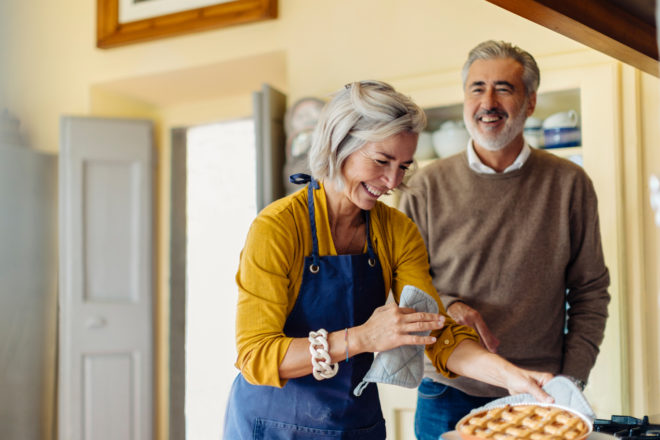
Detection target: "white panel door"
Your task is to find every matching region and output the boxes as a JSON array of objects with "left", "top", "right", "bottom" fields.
[{"left": 59, "top": 116, "right": 154, "bottom": 440}]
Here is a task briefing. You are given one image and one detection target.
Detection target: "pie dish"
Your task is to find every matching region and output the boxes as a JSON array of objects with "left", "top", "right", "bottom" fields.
[{"left": 456, "top": 403, "right": 592, "bottom": 440}]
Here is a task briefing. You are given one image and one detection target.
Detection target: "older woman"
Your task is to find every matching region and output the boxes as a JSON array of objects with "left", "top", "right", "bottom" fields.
[{"left": 224, "top": 80, "right": 552, "bottom": 439}]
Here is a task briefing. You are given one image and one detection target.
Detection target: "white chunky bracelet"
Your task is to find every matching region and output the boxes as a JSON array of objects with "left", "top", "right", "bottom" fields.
[{"left": 308, "top": 329, "right": 338, "bottom": 380}]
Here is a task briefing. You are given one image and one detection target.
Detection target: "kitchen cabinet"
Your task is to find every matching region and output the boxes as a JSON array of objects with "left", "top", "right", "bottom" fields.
[
  {"left": 484, "top": 0, "right": 659, "bottom": 78},
  {"left": 424, "top": 87, "right": 581, "bottom": 137},
  {"left": 379, "top": 51, "right": 631, "bottom": 439},
  {"left": 382, "top": 88, "right": 584, "bottom": 208}
]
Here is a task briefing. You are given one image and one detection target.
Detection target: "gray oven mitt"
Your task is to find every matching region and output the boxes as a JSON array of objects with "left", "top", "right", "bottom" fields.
[
  {"left": 480, "top": 375, "right": 596, "bottom": 421},
  {"left": 353, "top": 285, "right": 438, "bottom": 396}
]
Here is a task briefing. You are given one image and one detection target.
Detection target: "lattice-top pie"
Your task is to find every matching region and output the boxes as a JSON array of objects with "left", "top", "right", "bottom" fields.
[{"left": 456, "top": 404, "right": 591, "bottom": 440}]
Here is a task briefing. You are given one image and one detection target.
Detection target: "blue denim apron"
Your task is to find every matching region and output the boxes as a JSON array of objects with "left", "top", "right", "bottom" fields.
[{"left": 224, "top": 175, "right": 387, "bottom": 439}]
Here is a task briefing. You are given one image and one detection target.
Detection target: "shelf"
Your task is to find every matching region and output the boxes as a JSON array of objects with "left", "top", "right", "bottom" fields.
[
  {"left": 533, "top": 88, "right": 581, "bottom": 120},
  {"left": 382, "top": 145, "right": 584, "bottom": 210},
  {"left": 423, "top": 89, "right": 582, "bottom": 130},
  {"left": 539, "top": 146, "right": 584, "bottom": 167},
  {"left": 424, "top": 103, "right": 463, "bottom": 131},
  {"left": 420, "top": 89, "right": 584, "bottom": 167},
  {"left": 540, "top": 145, "right": 582, "bottom": 156}
]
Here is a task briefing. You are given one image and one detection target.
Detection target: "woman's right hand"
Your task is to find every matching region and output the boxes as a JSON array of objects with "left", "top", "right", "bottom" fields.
[
  {"left": 354, "top": 302, "right": 446, "bottom": 353},
  {"left": 446, "top": 339, "right": 554, "bottom": 404}
]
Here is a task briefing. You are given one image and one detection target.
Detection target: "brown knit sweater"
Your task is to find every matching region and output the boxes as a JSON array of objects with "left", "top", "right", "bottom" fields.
[{"left": 399, "top": 148, "right": 610, "bottom": 397}]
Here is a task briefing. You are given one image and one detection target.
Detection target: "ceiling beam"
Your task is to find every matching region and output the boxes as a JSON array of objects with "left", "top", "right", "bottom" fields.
[{"left": 485, "top": 0, "right": 659, "bottom": 77}]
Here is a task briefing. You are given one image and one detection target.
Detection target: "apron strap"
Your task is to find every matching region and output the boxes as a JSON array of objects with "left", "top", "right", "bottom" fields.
[
  {"left": 364, "top": 210, "right": 377, "bottom": 267},
  {"left": 290, "top": 173, "right": 378, "bottom": 270},
  {"left": 307, "top": 182, "right": 320, "bottom": 269},
  {"left": 289, "top": 173, "right": 319, "bottom": 188},
  {"left": 290, "top": 174, "right": 321, "bottom": 269}
]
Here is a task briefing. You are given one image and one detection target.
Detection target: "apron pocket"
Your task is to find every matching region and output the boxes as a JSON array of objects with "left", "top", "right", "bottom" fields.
[{"left": 253, "top": 417, "right": 386, "bottom": 439}]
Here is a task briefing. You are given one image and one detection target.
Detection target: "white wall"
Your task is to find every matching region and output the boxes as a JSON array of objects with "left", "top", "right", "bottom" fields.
[{"left": 0, "top": 146, "right": 58, "bottom": 440}]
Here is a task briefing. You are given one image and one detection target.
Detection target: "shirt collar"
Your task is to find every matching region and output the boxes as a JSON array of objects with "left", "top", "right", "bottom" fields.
[{"left": 466, "top": 139, "right": 531, "bottom": 174}]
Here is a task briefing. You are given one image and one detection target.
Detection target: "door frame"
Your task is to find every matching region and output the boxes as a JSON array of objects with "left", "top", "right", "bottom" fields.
[{"left": 169, "top": 127, "right": 187, "bottom": 440}]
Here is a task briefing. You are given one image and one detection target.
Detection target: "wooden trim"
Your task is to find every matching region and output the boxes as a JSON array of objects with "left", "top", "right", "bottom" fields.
[
  {"left": 485, "top": 0, "right": 659, "bottom": 77},
  {"left": 618, "top": 65, "right": 648, "bottom": 416},
  {"left": 97, "top": 0, "right": 277, "bottom": 49}
]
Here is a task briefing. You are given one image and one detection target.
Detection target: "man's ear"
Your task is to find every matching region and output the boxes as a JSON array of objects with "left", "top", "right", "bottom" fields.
[{"left": 526, "top": 92, "right": 537, "bottom": 117}]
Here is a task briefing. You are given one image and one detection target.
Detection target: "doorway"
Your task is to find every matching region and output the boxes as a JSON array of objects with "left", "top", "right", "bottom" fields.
[{"left": 170, "top": 118, "right": 257, "bottom": 439}]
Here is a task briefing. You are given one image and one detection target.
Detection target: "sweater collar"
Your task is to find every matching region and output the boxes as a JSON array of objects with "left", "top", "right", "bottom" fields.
[{"left": 466, "top": 139, "right": 531, "bottom": 174}]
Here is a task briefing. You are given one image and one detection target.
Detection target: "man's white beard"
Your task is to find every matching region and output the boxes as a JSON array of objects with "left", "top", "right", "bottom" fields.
[{"left": 465, "top": 105, "right": 528, "bottom": 152}]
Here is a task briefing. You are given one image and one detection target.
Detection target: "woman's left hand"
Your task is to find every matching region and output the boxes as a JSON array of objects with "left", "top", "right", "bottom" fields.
[{"left": 356, "top": 302, "right": 446, "bottom": 354}]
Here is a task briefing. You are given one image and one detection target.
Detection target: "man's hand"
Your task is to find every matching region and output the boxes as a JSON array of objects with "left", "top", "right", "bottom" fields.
[{"left": 447, "top": 302, "right": 500, "bottom": 353}]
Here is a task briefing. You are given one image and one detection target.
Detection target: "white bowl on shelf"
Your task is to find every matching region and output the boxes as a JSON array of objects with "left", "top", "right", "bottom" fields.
[
  {"left": 543, "top": 110, "right": 579, "bottom": 129},
  {"left": 543, "top": 127, "right": 581, "bottom": 148},
  {"left": 414, "top": 131, "right": 437, "bottom": 160},
  {"left": 542, "top": 110, "right": 581, "bottom": 149},
  {"left": 523, "top": 117, "right": 544, "bottom": 148},
  {"left": 432, "top": 121, "right": 469, "bottom": 158}
]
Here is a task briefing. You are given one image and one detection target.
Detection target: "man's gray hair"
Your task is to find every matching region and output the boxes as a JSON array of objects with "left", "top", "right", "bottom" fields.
[
  {"left": 308, "top": 80, "right": 426, "bottom": 190},
  {"left": 461, "top": 40, "right": 540, "bottom": 95}
]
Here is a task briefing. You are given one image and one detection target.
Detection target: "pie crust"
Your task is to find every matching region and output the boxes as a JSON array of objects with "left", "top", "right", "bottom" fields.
[{"left": 456, "top": 404, "right": 591, "bottom": 440}]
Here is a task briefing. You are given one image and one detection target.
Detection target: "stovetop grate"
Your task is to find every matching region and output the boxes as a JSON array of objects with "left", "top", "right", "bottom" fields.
[{"left": 593, "top": 415, "right": 660, "bottom": 439}]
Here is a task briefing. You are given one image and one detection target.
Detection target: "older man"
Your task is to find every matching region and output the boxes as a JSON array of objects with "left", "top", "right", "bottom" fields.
[{"left": 400, "top": 40, "right": 611, "bottom": 439}]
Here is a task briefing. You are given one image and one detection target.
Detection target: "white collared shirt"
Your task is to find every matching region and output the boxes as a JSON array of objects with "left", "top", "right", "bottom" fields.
[{"left": 466, "top": 139, "right": 531, "bottom": 174}]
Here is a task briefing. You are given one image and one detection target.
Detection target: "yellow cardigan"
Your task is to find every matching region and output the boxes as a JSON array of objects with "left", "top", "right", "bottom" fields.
[{"left": 235, "top": 182, "right": 478, "bottom": 387}]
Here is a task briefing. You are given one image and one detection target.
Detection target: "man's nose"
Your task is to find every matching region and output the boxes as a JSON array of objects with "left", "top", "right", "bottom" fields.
[{"left": 481, "top": 89, "right": 497, "bottom": 110}]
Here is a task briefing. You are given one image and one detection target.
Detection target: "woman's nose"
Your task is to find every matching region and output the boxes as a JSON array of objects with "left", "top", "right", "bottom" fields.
[{"left": 382, "top": 166, "right": 402, "bottom": 189}]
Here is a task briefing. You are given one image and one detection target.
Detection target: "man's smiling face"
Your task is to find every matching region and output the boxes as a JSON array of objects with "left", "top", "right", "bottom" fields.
[{"left": 463, "top": 57, "right": 535, "bottom": 152}]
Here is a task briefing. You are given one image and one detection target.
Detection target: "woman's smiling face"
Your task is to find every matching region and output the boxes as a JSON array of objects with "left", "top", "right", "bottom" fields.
[{"left": 340, "top": 131, "right": 417, "bottom": 211}]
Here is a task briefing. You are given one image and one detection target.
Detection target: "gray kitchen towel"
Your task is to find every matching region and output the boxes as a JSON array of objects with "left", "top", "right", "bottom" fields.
[
  {"left": 480, "top": 375, "right": 596, "bottom": 421},
  {"left": 353, "top": 285, "right": 439, "bottom": 396}
]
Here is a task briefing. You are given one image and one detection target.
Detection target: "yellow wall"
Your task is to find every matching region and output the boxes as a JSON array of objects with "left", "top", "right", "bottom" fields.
[
  {"left": 0, "top": 0, "right": 591, "bottom": 152},
  {"left": 616, "top": 66, "right": 660, "bottom": 420},
  {"left": 639, "top": 73, "right": 660, "bottom": 418},
  {"left": 2, "top": 0, "right": 659, "bottom": 436}
]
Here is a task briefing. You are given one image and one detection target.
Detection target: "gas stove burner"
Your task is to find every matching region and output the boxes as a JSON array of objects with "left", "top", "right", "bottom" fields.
[{"left": 593, "top": 415, "right": 660, "bottom": 439}]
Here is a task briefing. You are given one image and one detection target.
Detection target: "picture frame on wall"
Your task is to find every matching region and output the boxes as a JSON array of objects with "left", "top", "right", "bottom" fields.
[{"left": 96, "top": 0, "right": 278, "bottom": 48}]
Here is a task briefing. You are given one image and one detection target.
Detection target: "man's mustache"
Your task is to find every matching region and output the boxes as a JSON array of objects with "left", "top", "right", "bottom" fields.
[{"left": 474, "top": 109, "right": 508, "bottom": 119}]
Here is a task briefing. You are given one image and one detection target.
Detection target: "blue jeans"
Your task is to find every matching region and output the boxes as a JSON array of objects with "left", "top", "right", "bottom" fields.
[{"left": 414, "top": 379, "right": 495, "bottom": 439}]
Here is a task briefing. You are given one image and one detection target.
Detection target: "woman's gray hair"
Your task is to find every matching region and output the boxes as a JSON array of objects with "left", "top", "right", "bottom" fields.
[
  {"left": 461, "top": 40, "right": 540, "bottom": 95},
  {"left": 308, "top": 80, "right": 426, "bottom": 190}
]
